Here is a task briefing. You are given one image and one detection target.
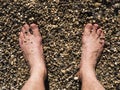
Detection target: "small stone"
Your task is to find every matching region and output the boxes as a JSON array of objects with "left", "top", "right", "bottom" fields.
[
  {"left": 29, "top": 17, "right": 35, "bottom": 21},
  {"left": 53, "top": 0, "right": 59, "bottom": 4},
  {"left": 94, "top": 2, "right": 102, "bottom": 7},
  {"left": 61, "top": 69, "right": 66, "bottom": 73},
  {"left": 74, "top": 76, "right": 79, "bottom": 80},
  {"left": 116, "top": 85, "right": 120, "bottom": 90},
  {"left": 0, "top": 1, "right": 119, "bottom": 90}
]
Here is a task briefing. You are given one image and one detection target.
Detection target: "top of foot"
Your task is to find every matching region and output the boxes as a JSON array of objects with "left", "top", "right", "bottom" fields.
[
  {"left": 77, "top": 23, "right": 105, "bottom": 79},
  {"left": 81, "top": 23, "right": 105, "bottom": 66},
  {"left": 19, "top": 23, "right": 47, "bottom": 79}
]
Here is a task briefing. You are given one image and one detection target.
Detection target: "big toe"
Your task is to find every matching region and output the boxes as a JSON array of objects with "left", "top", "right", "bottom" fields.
[
  {"left": 30, "top": 23, "right": 41, "bottom": 37},
  {"left": 23, "top": 24, "right": 31, "bottom": 36},
  {"left": 84, "top": 23, "right": 93, "bottom": 35}
]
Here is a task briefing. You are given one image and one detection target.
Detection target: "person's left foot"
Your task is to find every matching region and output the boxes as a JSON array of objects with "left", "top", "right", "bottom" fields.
[{"left": 19, "top": 23, "right": 47, "bottom": 79}]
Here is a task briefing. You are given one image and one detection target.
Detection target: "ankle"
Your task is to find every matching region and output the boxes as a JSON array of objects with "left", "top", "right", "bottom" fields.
[
  {"left": 78, "top": 65, "right": 96, "bottom": 80},
  {"left": 30, "top": 66, "right": 47, "bottom": 80}
]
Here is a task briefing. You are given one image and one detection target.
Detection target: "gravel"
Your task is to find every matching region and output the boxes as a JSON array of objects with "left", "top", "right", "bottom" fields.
[{"left": 0, "top": 0, "right": 120, "bottom": 90}]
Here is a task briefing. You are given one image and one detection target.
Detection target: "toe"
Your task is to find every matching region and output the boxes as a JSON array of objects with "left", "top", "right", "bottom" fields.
[
  {"left": 99, "top": 39, "right": 105, "bottom": 46},
  {"left": 21, "top": 27, "right": 26, "bottom": 38},
  {"left": 21, "top": 27, "right": 25, "bottom": 34},
  {"left": 84, "top": 23, "right": 93, "bottom": 35},
  {"left": 30, "top": 23, "right": 41, "bottom": 36},
  {"left": 19, "top": 32, "right": 24, "bottom": 46},
  {"left": 19, "top": 38, "right": 22, "bottom": 47},
  {"left": 92, "top": 24, "right": 98, "bottom": 34},
  {"left": 99, "top": 31, "right": 105, "bottom": 45},
  {"left": 97, "top": 28, "right": 102, "bottom": 37},
  {"left": 99, "top": 31, "right": 105, "bottom": 40},
  {"left": 23, "top": 24, "right": 31, "bottom": 35},
  {"left": 100, "top": 31, "right": 105, "bottom": 38}
]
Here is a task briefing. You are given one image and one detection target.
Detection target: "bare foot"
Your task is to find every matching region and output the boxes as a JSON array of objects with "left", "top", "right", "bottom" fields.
[
  {"left": 19, "top": 23, "right": 47, "bottom": 79},
  {"left": 78, "top": 23, "right": 105, "bottom": 79}
]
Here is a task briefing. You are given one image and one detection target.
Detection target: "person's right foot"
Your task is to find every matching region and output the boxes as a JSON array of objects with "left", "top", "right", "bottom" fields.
[
  {"left": 78, "top": 23, "right": 105, "bottom": 79},
  {"left": 19, "top": 23, "right": 47, "bottom": 80}
]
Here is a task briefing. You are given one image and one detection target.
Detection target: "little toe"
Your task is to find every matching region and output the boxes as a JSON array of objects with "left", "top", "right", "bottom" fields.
[
  {"left": 97, "top": 29, "right": 105, "bottom": 45},
  {"left": 84, "top": 23, "right": 93, "bottom": 35},
  {"left": 30, "top": 23, "right": 41, "bottom": 36},
  {"left": 19, "top": 32, "right": 24, "bottom": 46},
  {"left": 99, "top": 39, "right": 105, "bottom": 45},
  {"left": 100, "top": 31, "right": 105, "bottom": 40},
  {"left": 23, "top": 24, "right": 31, "bottom": 35},
  {"left": 97, "top": 28, "right": 102, "bottom": 37},
  {"left": 98, "top": 30, "right": 105, "bottom": 45},
  {"left": 92, "top": 24, "right": 98, "bottom": 34}
]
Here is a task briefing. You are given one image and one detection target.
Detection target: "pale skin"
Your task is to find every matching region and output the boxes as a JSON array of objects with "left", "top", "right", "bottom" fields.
[{"left": 19, "top": 23, "right": 105, "bottom": 90}]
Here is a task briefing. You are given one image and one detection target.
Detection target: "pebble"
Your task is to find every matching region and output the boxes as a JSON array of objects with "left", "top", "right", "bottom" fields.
[
  {"left": 74, "top": 76, "right": 79, "bottom": 80},
  {"left": 0, "top": 0, "right": 119, "bottom": 90}
]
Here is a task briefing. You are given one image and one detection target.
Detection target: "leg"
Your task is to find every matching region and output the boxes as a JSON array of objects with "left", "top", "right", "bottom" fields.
[
  {"left": 78, "top": 24, "right": 105, "bottom": 90},
  {"left": 19, "top": 23, "right": 47, "bottom": 90}
]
